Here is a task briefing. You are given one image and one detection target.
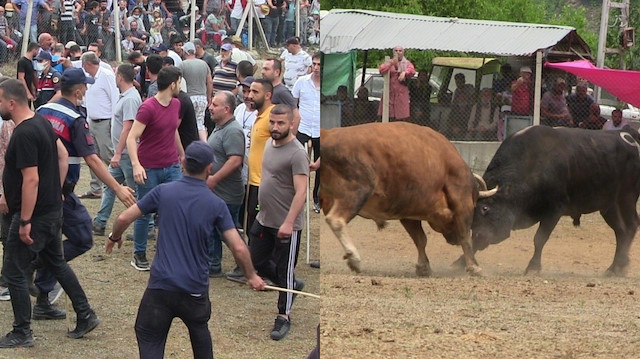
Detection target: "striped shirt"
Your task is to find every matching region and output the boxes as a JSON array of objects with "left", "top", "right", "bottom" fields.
[
  {"left": 60, "top": 0, "right": 76, "bottom": 22},
  {"left": 212, "top": 60, "right": 238, "bottom": 93}
]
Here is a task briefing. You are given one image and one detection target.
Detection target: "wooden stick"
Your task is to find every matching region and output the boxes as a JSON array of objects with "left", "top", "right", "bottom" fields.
[{"left": 264, "top": 285, "right": 321, "bottom": 299}]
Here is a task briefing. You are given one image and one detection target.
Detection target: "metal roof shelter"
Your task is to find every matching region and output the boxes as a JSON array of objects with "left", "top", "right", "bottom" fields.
[
  {"left": 320, "top": 9, "right": 595, "bottom": 125},
  {"left": 320, "top": 9, "right": 593, "bottom": 60}
]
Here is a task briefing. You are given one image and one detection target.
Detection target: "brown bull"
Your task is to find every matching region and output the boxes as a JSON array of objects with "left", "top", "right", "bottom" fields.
[{"left": 320, "top": 122, "right": 493, "bottom": 276}]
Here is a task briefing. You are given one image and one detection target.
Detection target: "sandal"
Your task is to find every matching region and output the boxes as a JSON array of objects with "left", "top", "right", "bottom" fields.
[{"left": 78, "top": 191, "right": 102, "bottom": 199}]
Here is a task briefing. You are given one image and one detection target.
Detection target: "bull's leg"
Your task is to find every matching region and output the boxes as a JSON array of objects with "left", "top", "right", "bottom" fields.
[
  {"left": 525, "top": 216, "right": 560, "bottom": 275},
  {"left": 601, "top": 204, "right": 639, "bottom": 277},
  {"left": 459, "top": 237, "right": 483, "bottom": 276},
  {"left": 399, "top": 219, "right": 431, "bottom": 277},
  {"left": 325, "top": 209, "right": 362, "bottom": 274}
]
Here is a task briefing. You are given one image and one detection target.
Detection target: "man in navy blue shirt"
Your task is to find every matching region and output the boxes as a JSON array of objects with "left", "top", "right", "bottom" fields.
[{"left": 106, "top": 141, "right": 265, "bottom": 359}]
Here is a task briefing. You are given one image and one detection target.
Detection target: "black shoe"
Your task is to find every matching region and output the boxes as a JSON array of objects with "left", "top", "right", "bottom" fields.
[
  {"left": 130, "top": 253, "right": 150, "bottom": 271},
  {"left": 32, "top": 303, "right": 66, "bottom": 320},
  {"left": 270, "top": 316, "right": 291, "bottom": 341},
  {"left": 309, "top": 260, "right": 320, "bottom": 269},
  {"left": 313, "top": 202, "right": 321, "bottom": 213},
  {"left": 0, "top": 330, "right": 34, "bottom": 348},
  {"left": 225, "top": 267, "right": 244, "bottom": 278},
  {"left": 67, "top": 311, "right": 100, "bottom": 339},
  {"left": 92, "top": 221, "right": 105, "bottom": 236},
  {"left": 294, "top": 278, "right": 304, "bottom": 291},
  {"left": 208, "top": 269, "right": 224, "bottom": 278}
]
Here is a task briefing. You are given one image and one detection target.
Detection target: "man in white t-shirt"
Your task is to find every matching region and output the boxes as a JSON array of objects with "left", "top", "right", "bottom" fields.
[
  {"left": 279, "top": 37, "right": 312, "bottom": 91},
  {"left": 226, "top": 0, "right": 246, "bottom": 35},
  {"left": 603, "top": 109, "right": 629, "bottom": 131},
  {"left": 292, "top": 52, "right": 320, "bottom": 211},
  {"left": 233, "top": 76, "right": 257, "bottom": 231}
]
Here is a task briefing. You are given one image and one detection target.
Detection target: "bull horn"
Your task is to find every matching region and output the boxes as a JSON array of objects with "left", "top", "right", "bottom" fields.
[
  {"left": 479, "top": 186, "right": 499, "bottom": 198},
  {"left": 473, "top": 173, "right": 487, "bottom": 191}
]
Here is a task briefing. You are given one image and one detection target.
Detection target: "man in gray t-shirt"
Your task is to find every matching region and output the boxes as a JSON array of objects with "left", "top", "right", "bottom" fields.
[
  {"left": 181, "top": 42, "right": 214, "bottom": 141},
  {"left": 249, "top": 104, "right": 309, "bottom": 341},
  {"left": 206, "top": 91, "right": 245, "bottom": 277},
  {"left": 93, "top": 64, "right": 143, "bottom": 233}
]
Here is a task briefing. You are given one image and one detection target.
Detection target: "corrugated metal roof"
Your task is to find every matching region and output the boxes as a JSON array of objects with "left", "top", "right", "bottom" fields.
[{"left": 320, "top": 9, "right": 588, "bottom": 57}]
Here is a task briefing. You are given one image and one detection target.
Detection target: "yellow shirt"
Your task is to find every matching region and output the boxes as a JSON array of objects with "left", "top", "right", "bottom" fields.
[{"left": 248, "top": 104, "right": 275, "bottom": 186}]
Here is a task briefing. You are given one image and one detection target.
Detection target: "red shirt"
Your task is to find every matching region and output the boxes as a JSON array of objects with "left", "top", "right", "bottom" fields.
[
  {"left": 511, "top": 80, "right": 531, "bottom": 115},
  {"left": 136, "top": 97, "right": 181, "bottom": 169}
]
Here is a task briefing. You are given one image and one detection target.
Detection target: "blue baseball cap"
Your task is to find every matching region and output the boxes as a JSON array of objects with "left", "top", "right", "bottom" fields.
[
  {"left": 35, "top": 51, "right": 52, "bottom": 61},
  {"left": 152, "top": 43, "right": 168, "bottom": 53},
  {"left": 61, "top": 68, "right": 95, "bottom": 86},
  {"left": 185, "top": 141, "right": 213, "bottom": 169}
]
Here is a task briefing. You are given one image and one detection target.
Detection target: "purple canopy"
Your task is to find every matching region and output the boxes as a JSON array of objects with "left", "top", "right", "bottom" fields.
[{"left": 545, "top": 60, "right": 640, "bottom": 107}]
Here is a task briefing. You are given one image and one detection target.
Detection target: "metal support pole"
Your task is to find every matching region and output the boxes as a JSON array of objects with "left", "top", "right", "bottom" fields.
[
  {"left": 21, "top": 0, "right": 35, "bottom": 56},
  {"left": 533, "top": 50, "right": 543, "bottom": 126},
  {"left": 114, "top": 4, "right": 122, "bottom": 63},
  {"left": 190, "top": 0, "right": 196, "bottom": 43}
]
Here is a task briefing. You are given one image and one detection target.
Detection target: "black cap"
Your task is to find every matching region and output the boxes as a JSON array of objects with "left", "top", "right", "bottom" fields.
[{"left": 61, "top": 68, "right": 95, "bottom": 86}]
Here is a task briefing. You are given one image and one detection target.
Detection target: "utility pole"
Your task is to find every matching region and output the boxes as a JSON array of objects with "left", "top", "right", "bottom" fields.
[{"left": 595, "top": 0, "right": 631, "bottom": 103}]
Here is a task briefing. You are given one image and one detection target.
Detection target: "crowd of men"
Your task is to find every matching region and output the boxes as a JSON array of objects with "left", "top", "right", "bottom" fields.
[
  {"left": 0, "top": 0, "right": 321, "bottom": 62},
  {"left": 0, "top": 9, "right": 321, "bottom": 355}
]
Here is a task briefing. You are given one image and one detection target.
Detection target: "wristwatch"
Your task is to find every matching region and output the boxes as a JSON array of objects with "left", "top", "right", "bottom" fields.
[{"left": 19, "top": 218, "right": 31, "bottom": 226}]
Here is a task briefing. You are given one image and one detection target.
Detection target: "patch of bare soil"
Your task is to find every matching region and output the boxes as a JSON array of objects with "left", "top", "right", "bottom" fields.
[
  {"left": 320, "top": 213, "right": 640, "bottom": 358},
  {"left": 0, "top": 164, "right": 320, "bottom": 359}
]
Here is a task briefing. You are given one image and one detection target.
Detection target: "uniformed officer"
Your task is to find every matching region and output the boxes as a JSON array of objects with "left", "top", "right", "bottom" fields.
[
  {"left": 31, "top": 68, "right": 136, "bottom": 319},
  {"left": 34, "top": 51, "right": 62, "bottom": 109}
]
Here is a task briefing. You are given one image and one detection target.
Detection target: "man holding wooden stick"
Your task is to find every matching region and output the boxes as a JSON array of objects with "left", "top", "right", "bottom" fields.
[
  {"left": 249, "top": 104, "right": 309, "bottom": 341},
  {"left": 106, "top": 141, "right": 265, "bottom": 358}
]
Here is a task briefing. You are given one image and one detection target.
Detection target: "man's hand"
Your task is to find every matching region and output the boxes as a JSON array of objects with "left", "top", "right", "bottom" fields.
[
  {"left": 398, "top": 71, "right": 406, "bottom": 83},
  {"left": 115, "top": 185, "right": 136, "bottom": 207},
  {"left": 133, "top": 163, "right": 147, "bottom": 184},
  {"left": 246, "top": 273, "right": 266, "bottom": 291},
  {"left": 0, "top": 196, "right": 8, "bottom": 215},
  {"left": 19, "top": 223, "right": 33, "bottom": 246},
  {"left": 277, "top": 222, "right": 293, "bottom": 239},
  {"left": 110, "top": 153, "right": 122, "bottom": 168},
  {"left": 105, "top": 232, "right": 123, "bottom": 254}
]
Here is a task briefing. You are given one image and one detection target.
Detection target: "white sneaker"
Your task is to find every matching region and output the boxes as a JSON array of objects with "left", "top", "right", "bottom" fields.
[
  {"left": 0, "top": 287, "right": 9, "bottom": 301},
  {"left": 48, "top": 282, "right": 64, "bottom": 304}
]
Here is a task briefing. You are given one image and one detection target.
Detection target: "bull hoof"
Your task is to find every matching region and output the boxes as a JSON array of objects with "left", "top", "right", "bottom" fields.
[
  {"left": 415, "top": 264, "right": 432, "bottom": 277},
  {"left": 524, "top": 266, "right": 541, "bottom": 276},
  {"left": 604, "top": 266, "right": 628, "bottom": 277},
  {"left": 344, "top": 253, "right": 362, "bottom": 273},
  {"left": 466, "top": 265, "right": 483, "bottom": 277}
]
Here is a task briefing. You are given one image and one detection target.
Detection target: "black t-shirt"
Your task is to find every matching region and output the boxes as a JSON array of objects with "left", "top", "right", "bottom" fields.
[
  {"left": 178, "top": 91, "right": 199, "bottom": 150},
  {"left": 86, "top": 12, "right": 100, "bottom": 33},
  {"left": 3, "top": 114, "right": 62, "bottom": 216},
  {"left": 17, "top": 56, "right": 36, "bottom": 95},
  {"left": 268, "top": 0, "right": 284, "bottom": 17}
]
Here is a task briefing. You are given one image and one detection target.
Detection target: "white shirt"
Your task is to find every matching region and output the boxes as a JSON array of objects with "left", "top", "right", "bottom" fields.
[
  {"left": 168, "top": 50, "right": 183, "bottom": 67},
  {"left": 231, "top": 48, "right": 256, "bottom": 66},
  {"left": 603, "top": 119, "right": 629, "bottom": 131},
  {"left": 228, "top": 0, "right": 244, "bottom": 19},
  {"left": 86, "top": 66, "right": 119, "bottom": 120},
  {"left": 280, "top": 48, "right": 312, "bottom": 91},
  {"left": 234, "top": 103, "right": 257, "bottom": 184},
  {"left": 292, "top": 73, "right": 320, "bottom": 137}
]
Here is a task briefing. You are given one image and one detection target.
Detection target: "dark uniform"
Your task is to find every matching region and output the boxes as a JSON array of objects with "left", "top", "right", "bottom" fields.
[
  {"left": 34, "top": 98, "right": 97, "bottom": 295},
  {"left": 34, "top": 68, "right": 61, "bottom": 110}
]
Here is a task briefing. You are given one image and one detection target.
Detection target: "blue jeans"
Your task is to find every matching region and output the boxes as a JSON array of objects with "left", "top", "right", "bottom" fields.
[
  {"left": 133, "top": 164, "right": 182, "bottom": 255},
  {"left": 263, "top": 16, "right": 280, "bottom": 47},
  {"left": 208, "top": 203, "right": 241, "bottom": 273},
  {"left": 94, "top": 154, "right": 135, "bottom": 228},
  {"left": 20, "top": 23, "right": 38, "bottom": 44}
]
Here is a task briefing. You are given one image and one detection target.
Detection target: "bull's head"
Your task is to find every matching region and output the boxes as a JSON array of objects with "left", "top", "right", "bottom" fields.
[{"left": 472, "top": 175, "right": 514, "bottom": 251}]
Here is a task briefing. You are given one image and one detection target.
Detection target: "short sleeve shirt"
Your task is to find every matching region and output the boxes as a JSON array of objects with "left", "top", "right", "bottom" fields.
[
  {"left": 271, "top": 83, "right": 298, "bottom": 109},
  {"left": 207, "top": 118, "right": 245, "bottom": 204},
  {"left": 112, "top": 87, "right": 142, "bottom": 155},
  {"left": 136, "top": 97, "right": 181, "bottom": 169},
  {"left": 139, "top": 176, "right": 236, "bottom": 294}
]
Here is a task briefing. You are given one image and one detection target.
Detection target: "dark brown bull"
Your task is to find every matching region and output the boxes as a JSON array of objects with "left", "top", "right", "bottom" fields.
[{"left": 320, "top": 122, "right": 494, "bottom": 276}]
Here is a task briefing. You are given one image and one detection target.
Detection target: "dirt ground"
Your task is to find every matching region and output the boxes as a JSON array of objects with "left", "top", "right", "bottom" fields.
[
  {"left": 0, "top": 165, "right": 321, "bottom": 359},
  {"left": 320, "top": 212, "right": 640, "bottom": 358}
]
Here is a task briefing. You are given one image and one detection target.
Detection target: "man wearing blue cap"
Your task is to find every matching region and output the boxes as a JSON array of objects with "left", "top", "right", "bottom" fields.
[
  {"left": 33, "top": 51, "right": 62, "bottom": 109},
  {"left": 0, "top": 78, "right": 99, "bottom": 348},
  {"left": 106, "top": 141, "right": 266, "bottom": 358},
  {"left": 33, "top": 68, "right": 136, "bottom": 319}
]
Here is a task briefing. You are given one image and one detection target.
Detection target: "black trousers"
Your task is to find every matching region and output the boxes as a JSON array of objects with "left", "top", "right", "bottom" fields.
[
  {"left": 246, "top": 185, "right": 259, "bottom": 243},
  {"left": 135, "top": 288, "right": 213, "bottom": 359},
  {"left": 296, "top": 132, "right": 320, "bottom": 203},
  {"left": 4, "top": 210, "right": 92, "bottom": 335},
  {"left": 249, "top": 222, "right": 301, "bottom": 316}
]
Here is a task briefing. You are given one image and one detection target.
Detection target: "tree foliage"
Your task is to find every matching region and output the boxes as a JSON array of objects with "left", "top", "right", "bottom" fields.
[{"left": 322, "top": 0, "right": 640, "bottom": 70}]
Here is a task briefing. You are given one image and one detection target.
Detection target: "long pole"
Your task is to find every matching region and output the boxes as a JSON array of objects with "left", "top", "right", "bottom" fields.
[
  {"left": 595, "top": 0, "right": 611, "bottom": 103},
  {"left": 21, "top": 0, "right": 35, "bottom": 56},
  {"left": 190, "top": 0, "right": 196, "bottom": 43},
  {"left": 114, "top": 4, "right": 122, "bottom": 63}
]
